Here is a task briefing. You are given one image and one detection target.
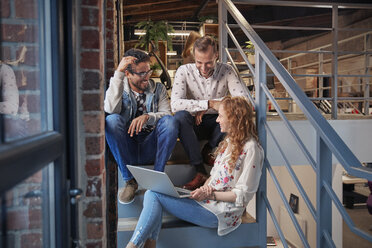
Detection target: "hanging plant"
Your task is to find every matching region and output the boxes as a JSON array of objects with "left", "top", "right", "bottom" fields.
[
  {"left": 135, "top": 20, "right": 175, "bottom": 51},
  {"left": 244, "top": 41, "right": 255, "bottom": 55},
  {"left": 244, "top": 41, "right": 255, "bottom": 65}
]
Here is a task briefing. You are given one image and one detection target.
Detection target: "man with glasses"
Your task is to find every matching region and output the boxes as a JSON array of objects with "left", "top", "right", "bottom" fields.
[
  {"left": 171, "top": 36, "right": 249, "bottom": 190},
  {"left": 105, "top": 48, "right": 178, "bottom": 204}
]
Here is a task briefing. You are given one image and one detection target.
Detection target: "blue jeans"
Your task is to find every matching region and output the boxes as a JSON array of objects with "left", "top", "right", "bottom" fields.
[
  {"left": 130, "top": 190, "right": 218, "bottom": 246},
  {"left": 105, "top": 114, "right": 179, "bottom": 182},
  {"left": 173, "top": 111, "right": 224, "bottom": 166}
]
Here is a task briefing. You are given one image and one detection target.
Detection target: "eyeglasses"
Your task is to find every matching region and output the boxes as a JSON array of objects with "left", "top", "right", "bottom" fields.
[{"left": 129, "top": 69, "right": 153, "bottom": 78}]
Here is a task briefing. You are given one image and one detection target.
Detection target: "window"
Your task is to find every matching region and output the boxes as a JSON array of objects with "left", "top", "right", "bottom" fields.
[
  {"left": 1, "top": 165, "right": 55, "bottom": 247},
  {"left": 0, "top": 0, "right": 70, "bottom": 247}
]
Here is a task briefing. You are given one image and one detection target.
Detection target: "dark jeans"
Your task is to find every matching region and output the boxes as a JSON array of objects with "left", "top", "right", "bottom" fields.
[
  {"left": 105, "top": 114, "right": 178, "bottom": 182},
  {"left": 174, "top": 110, "right": 224, "bottom": 166}
]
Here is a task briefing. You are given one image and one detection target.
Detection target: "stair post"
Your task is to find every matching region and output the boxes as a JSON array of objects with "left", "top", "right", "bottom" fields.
[
  {"left": 255, "top": 53, "right": 267, "bottom": 247},
  {"left": 218, "top": 0, "right": 228, "bottom": 63},
  {"left": 316, "top": 134, "right": 333, "bottom": 247}
]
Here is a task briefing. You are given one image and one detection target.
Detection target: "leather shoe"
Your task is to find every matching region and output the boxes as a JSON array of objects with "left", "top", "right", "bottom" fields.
[
  {"left": 118, "top": 178, "right": 138, "bottom": 204},
  {"left": 183, "top": 172, "right": 208, "bottom": 190},
  {"left": 202, "top": 144, "right": 215, "bottom": 166}
]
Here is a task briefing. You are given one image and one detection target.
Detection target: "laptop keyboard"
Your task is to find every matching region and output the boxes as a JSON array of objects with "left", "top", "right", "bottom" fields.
[{"left": 175, "top": 187, "right": 191, "bottom": 195}]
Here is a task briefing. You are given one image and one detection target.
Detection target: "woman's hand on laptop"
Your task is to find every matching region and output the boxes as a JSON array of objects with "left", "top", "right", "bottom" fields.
[{"left": 190, "top": 185, "right": 215, "bottom": 201}]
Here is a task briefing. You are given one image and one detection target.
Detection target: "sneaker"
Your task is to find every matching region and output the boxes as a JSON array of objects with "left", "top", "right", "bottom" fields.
[
  {"left": 201, "top": 144, "right": 215, "bottom": 166},
  {"left": 118, "top": 178, "right": 138, "bottom": 204},
  {"left": 183, "top": 172, "right": 208, "bottom": 190}
]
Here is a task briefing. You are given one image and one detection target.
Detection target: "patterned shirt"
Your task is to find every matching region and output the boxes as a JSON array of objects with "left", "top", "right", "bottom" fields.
[
  {"left": 132, "top": 90, "right": 147, "bottom": 117},
  {"left": 197, "top": 138, "right": 264, "bottom": 236},
  {"left": 131, "top": 89, "right": 153, "bottom": 132},
  {"left": 0, "top": 64, "right": 19, "bottom": 115},
  {"left": 171, "top": 62, "right": 249, "bottom": 114}
]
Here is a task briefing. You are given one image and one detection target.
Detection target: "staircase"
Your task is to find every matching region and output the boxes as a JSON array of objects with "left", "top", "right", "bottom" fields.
[
  {"left": 116, "top": 142, "right": 259, "bottom": 248},
  {"left": 114, "top": 1, "right": 372, "bottom": 247},
  {"left": 217, "top": 0, "right": 372, "bottom": 247}
]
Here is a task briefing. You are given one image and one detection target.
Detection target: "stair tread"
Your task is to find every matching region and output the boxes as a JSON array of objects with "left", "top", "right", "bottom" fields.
[{"left": 118, "top": 211, "right": 256, "bottom": 231}]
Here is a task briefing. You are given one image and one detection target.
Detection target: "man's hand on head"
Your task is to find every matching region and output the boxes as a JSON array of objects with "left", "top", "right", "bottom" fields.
[
  {"left": 208, "top": 100, "right": 221, "bottom": 111},
  {"left": 117, "top": 56, "right": 137, "bottom": 72},
  {"left": 128, "top": 114, "right": 150, "bottom": 137}
]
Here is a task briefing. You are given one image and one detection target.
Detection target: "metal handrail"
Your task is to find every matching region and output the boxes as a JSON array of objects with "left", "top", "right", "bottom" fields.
[
  {"left": 323, "top": 181, "right": 372, "bottom": 242},
  {"left": 262, "top": 192, "right": 289, "bottom": 248},
  {"left": 262, "top": 85, "right": 317, "bottom": 170},
  {"left": 264, "top": 122, "right": 316, "bottom": 219},
  {"left": 232, "top": 0, "right": 372, "bottom": 9},
  {"left": 265, "top": 158, "right": 310, "bottom": 248},
  {"left": 224, "top": 48, "right": 255, "bottom": 105},
  {"left": 220, "top": 0, "right": 372, "bottom": 246},
  {"left": 223, "top": 0, "right": 372, "bottom": 179},
  {"left": 279, "top": 31, "right": 372, "bottom": 61}
]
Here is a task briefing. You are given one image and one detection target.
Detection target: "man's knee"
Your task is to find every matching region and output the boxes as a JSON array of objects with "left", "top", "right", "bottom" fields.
[
  {"left": 157, "top": 115, "right": 178, "bottom": 135},
  {"left": 106, "top": 114, "right": 127, "bottom": 129},
  {"left": 173, "top": 110, "right": 193, "bottom": 124}
]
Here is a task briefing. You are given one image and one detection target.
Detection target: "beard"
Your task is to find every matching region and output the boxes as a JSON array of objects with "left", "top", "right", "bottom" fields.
[{"left": 130, "top": 79, "right": 149, "bottom": 92}]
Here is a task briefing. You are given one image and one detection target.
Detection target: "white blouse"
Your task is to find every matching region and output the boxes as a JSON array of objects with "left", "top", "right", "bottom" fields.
[
  {"left": 0, "top": 64, "right": 19, "bottom": 115},
  {"left": 198, "top": 138, "right": 264, "bottom": 236}
]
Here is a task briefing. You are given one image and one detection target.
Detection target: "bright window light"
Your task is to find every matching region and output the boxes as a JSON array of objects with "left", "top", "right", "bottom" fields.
[
  {"left": 166, "top": 51, "right": 177, "bottom": 56},
  {"left": 134, "top": 29, "right": 190, "bottom": 36}
]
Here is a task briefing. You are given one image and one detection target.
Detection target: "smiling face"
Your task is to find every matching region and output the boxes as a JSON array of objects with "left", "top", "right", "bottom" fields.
[
  {"left": 216, "top": 104, "right": 230, "bottom": 133},
  {"left": 125, "top": 61, "right": 151, "bottom": 93},
  {"left": 194, "top": 45, "right": 217, "bottom": 78}
]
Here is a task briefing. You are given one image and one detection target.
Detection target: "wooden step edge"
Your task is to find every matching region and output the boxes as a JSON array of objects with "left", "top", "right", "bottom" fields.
[
  {"left": 118, "top": 212, "right": 256, "bottom": 232},
  {"left": 166, "top": 160, "right": 190, "bottom": 165},
  {"left": 242, "top": 211, "right": 256, "bottom": 224}
]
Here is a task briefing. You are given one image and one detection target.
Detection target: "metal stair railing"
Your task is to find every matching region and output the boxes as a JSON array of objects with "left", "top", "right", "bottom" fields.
[{"left": 219, "top": 0, "right": 372, "bottom": 247}]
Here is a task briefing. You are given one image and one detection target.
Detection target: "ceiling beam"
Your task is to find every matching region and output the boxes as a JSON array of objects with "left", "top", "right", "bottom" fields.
[
  {"left": 123, "top": 2, "right": 202, "bottom": 16},
  {"left": 124, "top": 8, "right": 218, "bottom": 24},
  {"left": 192, "top": 0, "right": 211, "bottom": 20},
  {"left": 123, "top": 0, "right": 183, "bottom": 8}
]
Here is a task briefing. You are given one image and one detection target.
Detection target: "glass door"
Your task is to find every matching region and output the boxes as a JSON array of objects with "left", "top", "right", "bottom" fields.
[{"left": 0, "top": 0, "right": 74, "bottom": 247}]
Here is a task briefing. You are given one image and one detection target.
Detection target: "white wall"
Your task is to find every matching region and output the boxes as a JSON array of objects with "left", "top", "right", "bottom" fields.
[
  {"left": 267, "top": 119, "right": 372, "bottom": 166},
  {"left": 265, "top": 119, "right": 372, "bottom": 247}
]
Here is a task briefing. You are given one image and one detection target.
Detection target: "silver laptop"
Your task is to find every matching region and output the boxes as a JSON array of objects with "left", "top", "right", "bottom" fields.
[{"left": 127, "top": 165, "right": 191, "bottom": 198}]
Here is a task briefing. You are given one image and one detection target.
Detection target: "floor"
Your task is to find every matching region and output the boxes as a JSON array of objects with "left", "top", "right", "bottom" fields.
[
  {"left": 267, "top": 183, "right": 372, "bottom": 248},
  {"left": 343, "top": 205, "right": 372, "bottom": 248}
]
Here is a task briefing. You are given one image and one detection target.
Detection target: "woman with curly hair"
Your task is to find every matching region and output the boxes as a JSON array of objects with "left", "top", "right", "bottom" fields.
[{"left": 126, "top": 96, "right": 264, "bottom": 248}]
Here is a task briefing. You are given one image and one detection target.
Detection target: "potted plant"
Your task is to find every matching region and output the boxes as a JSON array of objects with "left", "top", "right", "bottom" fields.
[
  {"left": 199, "top": 15, "right": 218, "bottom": 24},
  {"left": 150, "top": 63, "right": 162, "bottom": 78},
  {"left": 135, "top": 20, "right": 174, "bottom": 51},
  {"left": 244, "top": 41, "right": 255, "bottom": 65}
]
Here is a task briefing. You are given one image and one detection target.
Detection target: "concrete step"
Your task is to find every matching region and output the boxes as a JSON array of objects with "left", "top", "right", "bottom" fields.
[{"left": 117, "top": 212, "right": 258, "bottom": 248}]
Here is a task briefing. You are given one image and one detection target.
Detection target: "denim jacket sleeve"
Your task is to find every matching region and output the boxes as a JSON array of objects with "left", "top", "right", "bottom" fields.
[
  {"left": 104, "top": 71, "right": 124, "bottom": 114},
  {"left": 146, "top": 83, "right": 171, "bottom": 126}
]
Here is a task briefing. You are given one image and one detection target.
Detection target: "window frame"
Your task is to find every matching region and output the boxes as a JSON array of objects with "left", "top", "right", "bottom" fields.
[{"left": 0, "top": 0, "right": 72, "bottom": 247}]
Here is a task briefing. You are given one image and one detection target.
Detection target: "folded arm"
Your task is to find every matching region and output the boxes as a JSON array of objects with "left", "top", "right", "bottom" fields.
[{"left": 170, "top": 66, "right": 208, "bottom": 113}]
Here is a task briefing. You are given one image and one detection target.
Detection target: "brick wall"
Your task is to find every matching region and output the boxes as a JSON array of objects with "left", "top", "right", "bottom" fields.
[
  {"left": 4, "top": 171, "right": 43, "bottom": 248},
  {"left": 78, "top": 0, "right": 109, "bottom": 247},
  {"left": 103, "top": 1, "right": 119, "bottom": 247}
]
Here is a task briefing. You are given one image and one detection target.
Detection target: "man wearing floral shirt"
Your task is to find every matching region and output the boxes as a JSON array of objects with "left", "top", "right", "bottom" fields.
[{"left": 171, "top": 36, "right": 249, "bottom": 190}]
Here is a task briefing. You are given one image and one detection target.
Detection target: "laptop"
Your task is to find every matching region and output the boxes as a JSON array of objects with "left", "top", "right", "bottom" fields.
[{"left": 127, "top": 165, "right": 191, "bottom": 198}]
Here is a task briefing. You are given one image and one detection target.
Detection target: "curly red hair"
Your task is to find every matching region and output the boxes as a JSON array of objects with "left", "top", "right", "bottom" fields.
[{"left": 215, "top": 96, "right": 258, "bottom": 173}]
